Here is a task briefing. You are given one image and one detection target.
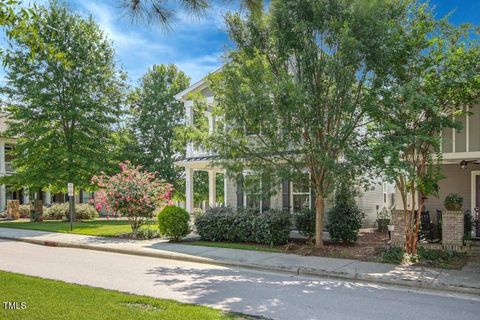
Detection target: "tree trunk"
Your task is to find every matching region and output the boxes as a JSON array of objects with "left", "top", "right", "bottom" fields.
[{"left": 315, "top": 195, "right": 325, "bottom": 249}]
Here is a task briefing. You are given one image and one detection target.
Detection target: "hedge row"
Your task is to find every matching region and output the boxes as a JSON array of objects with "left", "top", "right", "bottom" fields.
[
  {"left": 194, "top": 207, "right": 291, "bottom": 246},
  {"left": 45, "top": 203, "right": 99, "bottom": 220}
]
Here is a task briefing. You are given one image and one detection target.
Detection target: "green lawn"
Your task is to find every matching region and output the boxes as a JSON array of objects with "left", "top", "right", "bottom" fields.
[
  {"left": 185, "top": 241, "right": 283, "bottom": 253},
  {"left": 0, "top": 271, "right": 250, "bottom": 320},
  {"left": 0, "top": 220, "right": 157, "bottom": 237}
]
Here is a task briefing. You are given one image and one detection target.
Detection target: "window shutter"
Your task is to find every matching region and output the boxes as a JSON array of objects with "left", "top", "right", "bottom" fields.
[
  {"left": 311, "top": 188, "right": 316, "bottom": 210},
  {"left": 262, "top": 195, "right": 270, "bottom": 212},
  {"left": 282, "top": 180, "right": 290, "bottom": 211},
  {"left": 236, "top": 175, "right": 244, "bottom": 208}
]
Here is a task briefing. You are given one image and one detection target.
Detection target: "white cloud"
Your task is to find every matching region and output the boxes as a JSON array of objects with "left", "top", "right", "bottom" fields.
[{"left": 176, "top": 52, "right": 224, "bottom": 83}]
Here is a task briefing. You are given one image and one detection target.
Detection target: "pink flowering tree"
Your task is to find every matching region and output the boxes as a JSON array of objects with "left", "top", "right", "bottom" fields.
[{"left": 91, "top": 161, "right": 174, "bottom": 234}]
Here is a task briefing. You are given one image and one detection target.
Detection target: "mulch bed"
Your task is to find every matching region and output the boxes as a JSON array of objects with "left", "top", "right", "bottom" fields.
[{"left": 285, "top": 229, "right": 388, "bottom": 262}]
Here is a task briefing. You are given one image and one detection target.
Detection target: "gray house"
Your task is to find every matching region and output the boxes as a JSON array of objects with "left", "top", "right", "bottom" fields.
[{"left": 174, "top": 71, "right": 395, "bottom": 227}]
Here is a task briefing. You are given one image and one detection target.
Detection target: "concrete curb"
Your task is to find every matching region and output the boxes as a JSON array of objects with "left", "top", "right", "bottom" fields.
[{"left": 2, "top": 235, "right": 479, "bottom": 296}]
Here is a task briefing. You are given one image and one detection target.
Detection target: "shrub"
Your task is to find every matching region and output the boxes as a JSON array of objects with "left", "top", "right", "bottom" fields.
[
  {"left": 444, "top": 193, "right": 463, "bottom": 211},
  {"left": 135, "top": 227, "right": 160, "bottom": 240},
  {"left": 253, "top": 209, "right": 291, "bottom": 246},
  {"left": 157, "top": 205, "right": 190, "bottom": 241},
  {"left": 195, "top": 207, "right": 291, "bottom": 246},
  {"left": 19, "top": 205, "right": 31, "bottom": 218},
  {"left": 45, "top": 203, "right": 98, "bottom": 220},
  {"left": 229, "top": 208, "right": 258, "bottom": 242},
  {"left": 382, "top": 247, "right": 405, "bottom": 264},
  {"left": 295, "top": 208, "right": 316, "bottom": 242},
  {"left": 45, "top": 203, "right": 68, "bottom": 220},
  {"left": 464, "top": 210, "right": 473, "bottom": 241},
  {"left": 195, "top": 207, "right": 235, "bottom": 242},
  {"left": 75, "top": 204, "right": 99, "bottom": 220},
  {"left": 92, "top": 161, "right": 173, "bottom": 233},
  {"left": 327, "top": 183, "right": 363, "bottom": 243}
]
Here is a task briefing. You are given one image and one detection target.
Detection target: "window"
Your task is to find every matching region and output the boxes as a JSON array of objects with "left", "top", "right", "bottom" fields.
[
  {"left": 383, "top": 182, "right": 388, "bottom": 204},
  {"left": 291, "top": 173, "right": 311, "bottom": 213},
  {"left": 5, "top": 144, "right": 14, "bottom": 173},
  {"left": 243, "top": 174, "right": 270, "bottom": 212},
  {"left": 244, "top": 175, "right": 262, "bottom": 211}
]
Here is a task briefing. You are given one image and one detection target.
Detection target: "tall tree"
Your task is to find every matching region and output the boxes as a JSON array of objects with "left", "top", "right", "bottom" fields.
[
  {"left": 130, "top": 64, "right": 189, "bottom": 192},
  {"left": 1, "top": 1, "right": 126, "bottom": 195},
  {"left": 370, "top": 3, "right": 480, "bottom": 255},
  {"left": 187, "top": 0, "right": 408, "bottom": 248}
]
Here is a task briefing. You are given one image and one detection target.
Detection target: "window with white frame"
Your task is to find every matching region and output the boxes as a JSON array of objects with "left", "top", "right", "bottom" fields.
[
  {"left": 244, "top": 174, "right": 262, "bottom": 212},
  {"left": 291, "top": 173, "right": 311, "bottom": 213}
]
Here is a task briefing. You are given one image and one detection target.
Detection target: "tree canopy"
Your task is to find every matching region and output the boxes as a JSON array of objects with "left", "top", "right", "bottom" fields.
[
  {"left": 189, "top": 0, "right": 411, "bottom": 248},
  {"left": 369, "top": 3, "right": 480, "bottom": 254},
  {"left": 128, "top": 64, "right": 189, "bottom": 194},
  {"left": 1, "top": 1, "right": 126, "bottom": 193}
]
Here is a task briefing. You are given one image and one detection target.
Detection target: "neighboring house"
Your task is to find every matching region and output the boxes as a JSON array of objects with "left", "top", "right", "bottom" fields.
[
  {"left": 173, "top": 72, "right": 395, "bottom": 227},
  {"left": 0, "top": 113, "right": 92, "bottom": 212},
  {"left": 394, "top": 104, "right": 480, "bottom": 239}
]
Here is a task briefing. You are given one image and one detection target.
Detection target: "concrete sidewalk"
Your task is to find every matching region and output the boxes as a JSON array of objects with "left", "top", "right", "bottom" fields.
[{"left": 1, "top": 227, "right": 479, "bottom": 295}]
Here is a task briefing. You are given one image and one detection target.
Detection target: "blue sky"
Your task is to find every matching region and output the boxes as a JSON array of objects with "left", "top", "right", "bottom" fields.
[{"left": 4, "top": 0, "right": 480, "bottom": 86}]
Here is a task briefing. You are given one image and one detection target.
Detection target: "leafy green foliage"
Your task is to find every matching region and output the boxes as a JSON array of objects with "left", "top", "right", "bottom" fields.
[
  {"left": 382, "top": 247, "right": 405, "bottom": 264},
  {"left": 195, "top": 207, "right": 291, "bottom": 246},
  {"left": 187, "top": 0, "right": 413, "bottom": 248},
  {"left": 44, "top": 203, "right": 98, "bottom": 221},
  {"left": 128, "top": 64, "right": 189, "bottom": 195},
  {"left": 1, "top": 1, "right": 126, "bottom": 194},
  {"left": 464, "top": 210, "right": 473, "bottom": 242},
  {"left": 92, "top": 162, "right": 173, "bottom": 233},
  {"left": 295, "top": 209, "right": 316, "bottom": 242},
  {"left": 157, "top": 205, "right": 190, "bottom": 241},
  {"left": 369, "top": 2, "right": 480, "bottom": 255},
  {"left": 253, "top": 209, "right": 291, "bottom": 246},
  {"left": 134, "top": 227, "right": 160, "bottom": 240},
  {"left": 327, "top": 184, "right": 363, "bottom": 243},
  {"left": 444, "top": 193, "right": 464, "bottom": 211}
]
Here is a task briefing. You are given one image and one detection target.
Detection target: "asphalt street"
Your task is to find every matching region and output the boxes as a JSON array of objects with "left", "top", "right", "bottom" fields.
[{"left": 0, "top": 239, "right": 478, "bottom": 320}]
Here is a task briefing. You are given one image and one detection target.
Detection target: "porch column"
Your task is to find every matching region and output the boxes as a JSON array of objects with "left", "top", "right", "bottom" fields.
[
  {"left": 224, "top": 171, "right": 228, "bottom": 206},
  {"left": 0, "top": 141, "right": 5, "bottom": 174},
  {"left": 23, "top": 188, "right": 29, "bottom": 204},
  {"left": 185, "top": 167, "right": 194, "bottom": 213},
  {"left": 44, "top": 191, "right": 52, "bottom": 205},
  {"left": 0, "top": 184, "right": 5, "bottom": 212},
  {"left": 208, "top": 170, "right": 216, "bottom": 208}
]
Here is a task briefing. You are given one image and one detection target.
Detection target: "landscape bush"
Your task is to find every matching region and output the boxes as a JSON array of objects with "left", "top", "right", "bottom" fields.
[
  {"left": 295, "top": 208, "right": 316, "bottom": 242},
  {"left": 45, "top": 203, "right": 98, "bottom": 220},
  {"left": 19, "top": 205, "right": 31, "bottom": 218},
  {"left": 157, "top": 205, "right": 190, "bottom": 241},
  {"left": 195, "top": 207, "right": 291, "bottom": 246},
  {"left": 253, "top": 209, "right": 291, "bottom": 246},
  {"left": 135, "top": 227, "right": 160, "bottom": 240},
  {"left": 327, "top": 183, "right": 363, "bottom": 243}
]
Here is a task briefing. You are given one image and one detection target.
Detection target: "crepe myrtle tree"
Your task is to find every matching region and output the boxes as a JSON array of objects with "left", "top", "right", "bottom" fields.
[
  {"left": 92, "top": 161, "right": 174, "bottom": 234},
  {"left": 184, "top": 0, "right": 410, "bottom": 249},
  {"left": 369, "top": 4, "right": 480, "bottom": 255}
]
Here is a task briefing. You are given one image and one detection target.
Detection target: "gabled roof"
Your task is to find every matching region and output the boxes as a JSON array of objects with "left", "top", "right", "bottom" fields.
[{"left": 174, "top": 65, "right": 223, "bottom": 101}]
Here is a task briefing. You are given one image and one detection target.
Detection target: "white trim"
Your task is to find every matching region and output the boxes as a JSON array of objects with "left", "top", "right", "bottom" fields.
[
  {"left": 452, "top": 116, "right": 456, "bottom": 153},
  {"left": 243, "top": 173, "right": 264, "bottom": 213},
  {"left": 471, "top": 170, "right": 480, "bottom": 213},
  {"left": 442, "top": 151, "right": 480, "bottom": 161},
  {"left": 290, "top": 172, "right": 311, "bottom": 214},
  {"left": 466, "top": 106, "right": 470, "bottom": 152}
]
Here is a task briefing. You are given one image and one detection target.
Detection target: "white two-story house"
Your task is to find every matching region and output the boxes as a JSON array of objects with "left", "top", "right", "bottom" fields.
[
  {"left": 0, "top": 113, "right": 94, "bottom": 213},
  {"left": 174, "top": 71, "right": 395, "bottom": 227}
]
